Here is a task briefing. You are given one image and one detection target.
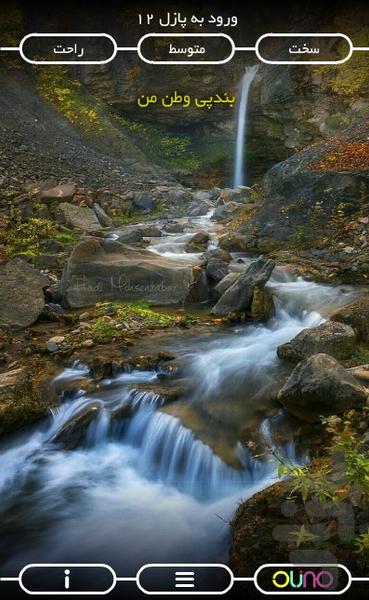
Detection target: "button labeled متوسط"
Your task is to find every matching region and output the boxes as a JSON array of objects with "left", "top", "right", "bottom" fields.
[{"left": 137, "top": 33, "right": 235, "bottom": 64}]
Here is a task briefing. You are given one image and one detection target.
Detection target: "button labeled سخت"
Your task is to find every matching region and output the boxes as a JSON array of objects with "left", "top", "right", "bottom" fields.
[{"left": 255, "top": 33, "right": 353, "bottom": 64}]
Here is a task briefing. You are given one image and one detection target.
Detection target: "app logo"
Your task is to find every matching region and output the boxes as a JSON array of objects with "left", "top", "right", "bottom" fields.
[{"left": 254, "top": 564, "right": 351, "bottom": 595}]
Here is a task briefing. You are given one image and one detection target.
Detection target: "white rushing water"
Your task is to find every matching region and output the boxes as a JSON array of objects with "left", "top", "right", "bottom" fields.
[
  {"left": 233, "top": 65, "right": 258, "bottom": 188},
  {"left": 0, "top": 264, "right": 356, "bottom": 578},
  {"left": 0, "top": 210, "right": 357, "bottom": 579},
  {"left": 147, "top": 211, "right": 221, "bottom": 264}
]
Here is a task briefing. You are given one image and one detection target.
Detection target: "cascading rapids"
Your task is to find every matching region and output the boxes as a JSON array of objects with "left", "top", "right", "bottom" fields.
[{"left": 0, "top": 267, "right": 357, "bottom": 574}]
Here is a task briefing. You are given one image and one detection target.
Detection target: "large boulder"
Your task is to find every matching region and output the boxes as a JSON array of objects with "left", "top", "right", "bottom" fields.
[
  {"left": 40, "top": 183, "right": 77, "bottom": 202},
  {"left": 238, "top": 119, "right": 369, "bottom": 253},
  {"left": 116, "top": 228, "right": 143, "bottom": 245},
  {"left": 250, "top": 288, "right": 275, "bottom": 322},
  {"left": 211, "top": 205, "right": 238, "bottom": 221},
  {"left": 185, "top": 266, "right": 210, "bottom": 304},
  {"left": 0, "top": 360, "right": 59, "bottom": 438},
  {"left": 0, "top": 258, "right": 48, "bottom": 329},
  {"left": 185, "top": 231, "right": 210, "bottom": 252},
  {"left": 60, "top": 238, "right": 199, "bottom": 308},
  {"left": 192, "top": 190, "right": 215, "bottom": 203},
  {"left": 277, "top": 320, "right": 356, "bottom": 362},
  {"left": 132, "top": 193, "right": 155, "bottom": 212},
  {"left": 331, "top": 296, "right": 369, "bottom": 341},
  {"left": 140, "top": 226, "right": 162, "bottom": 237},
  {"left": 58, "top": 202, "right": 102, "bottom": 231},
  {"left": 202, "top": 248, "right": 232, "bottom": 263},
  {"left": 277, "top": 353, "right": 368, "bottom": 422},
  {"left": 218, "top": 233, "right": 249, "bottom": 252},
  {"left": 210, "top": 256, "right": 275, "bottom": 316},
  {"left": 93, "top": 203, "right": 113, "bottom": 227},
  {"left": 206, "top": 258, "right": 229, "bottom": 283},
  {"left": 163, "top": 222, "right": 185, "bottom": 234},
  {"left": 187, "top": 201, "right": 210, "bottom": 217},
  {"left": 213, "top": 272, "right": 240, "bottom": 298},
  {"left": 219, "top": 187, "right": 252, "bottom": 203}
]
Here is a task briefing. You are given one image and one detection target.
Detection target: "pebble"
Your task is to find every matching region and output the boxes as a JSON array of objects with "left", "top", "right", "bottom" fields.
[
  {"left": 79, "top": 312, "right": 91, "bottom": 321},
  {"left": 46, "top": 335, "right": 65, "bottom": 352},
  {"left": 81, "top": 339, "right": 94, "bottom": 348}
]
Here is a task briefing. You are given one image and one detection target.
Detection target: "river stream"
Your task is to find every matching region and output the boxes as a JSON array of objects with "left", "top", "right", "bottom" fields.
[{"left": 0, "top": 212, "right": 357, "bottom": 593}]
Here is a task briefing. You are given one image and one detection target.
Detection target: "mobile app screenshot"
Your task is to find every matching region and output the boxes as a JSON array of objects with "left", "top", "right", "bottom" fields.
[{"left": 1, "top": 1, "right": 369, "bottom": 598}]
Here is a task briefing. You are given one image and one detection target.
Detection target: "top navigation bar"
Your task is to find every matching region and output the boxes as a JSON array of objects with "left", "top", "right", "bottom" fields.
[{"left": 1, "top": 32, "right": 368, "bottom": 65}]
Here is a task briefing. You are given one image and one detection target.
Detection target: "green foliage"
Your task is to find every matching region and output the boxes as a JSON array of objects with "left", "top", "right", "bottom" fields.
[
  {"left": 198, "top": 134, "right": 231, "bottom": 167},
  {"left": 314, "top": 20, "right": 369, "bottom": 96},
  {"left": 33, "top": 66, "right": 229, "bottom": 176},
  {"left": 352, "top": 346, "right": 369, "bottom": 364},
  {"left": 289, "top": 524, "right": 318, "bottom": 548},
  {"left": 7, "top": 218, "right": 54, "bottom": 257},
  {"left": 35, "top": 68, "right": 104, "bottom": 132},
  {"left": 90, "top": 319, "right": 116, "bottom": 343},
  {"left": 275, "top": 426, "right": 369, "bottom": 506},
  {"left": 111, "top": 207, "right": 164, "bottom": 224},
  {"left": 328, "top": 202, "right": 350, "bottom": 237},
  {"left": 113, "top": 114, "right": 200, "bottom": 172},
  {"left": 333, "top": 436, "right": 369, "bottom": 500},
  {"left": 180, "top": 313, "right": 198, "bottom": 325},
  {"left": 276, "top": 456, "right": 335, "bottom": 504},
  {"left": 112, "top": 301, "right": 174, "bottom": 327},
  {"left": 91, "top": 301, "right": 175, "bottom": 343},
  {"left": 5, "top": 217, "right": 76, "bottom": 258},
  {"left": 55, "top": 230, "right": 77, "bottom": 246},
  {"left": 354, "top": 529, "right": 369, "bottom": 562},
  {"left": 324, "top": 113, "right": 351, "bottom": 131}
]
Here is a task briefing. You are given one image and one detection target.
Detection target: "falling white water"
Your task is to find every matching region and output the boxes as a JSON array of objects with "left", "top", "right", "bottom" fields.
[
  {"left": 233, "top": 65, "right": 258, "bottom": 188},
  {"left": 0, "top": 247, "right": 358, "bottom": 581}
]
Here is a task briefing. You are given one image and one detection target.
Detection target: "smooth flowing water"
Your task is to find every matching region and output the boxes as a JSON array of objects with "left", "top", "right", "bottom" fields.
[
  {"left": 233, "top": 65, "right": 258, "bottom": 188},
  {"left": 0, "top": 214, "right": 357, "bottom": 591}
]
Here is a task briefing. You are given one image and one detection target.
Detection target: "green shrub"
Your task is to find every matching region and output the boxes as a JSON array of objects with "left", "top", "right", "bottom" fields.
[{"left": 113, "top": 114, "right": 200, "bottom": 171}]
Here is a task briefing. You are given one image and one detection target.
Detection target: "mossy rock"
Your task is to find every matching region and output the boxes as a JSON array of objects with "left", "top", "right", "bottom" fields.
[
  {"left": 0, "top": 359, "right": 60, "bottom": 438},
  {"left": 250, "top": 288, "right": 275, "bottom": 322}
]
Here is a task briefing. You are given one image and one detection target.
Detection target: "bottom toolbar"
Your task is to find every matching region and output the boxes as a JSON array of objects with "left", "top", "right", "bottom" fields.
[{"left": 0, "top": 562, "right": 365, "bottom": 596}]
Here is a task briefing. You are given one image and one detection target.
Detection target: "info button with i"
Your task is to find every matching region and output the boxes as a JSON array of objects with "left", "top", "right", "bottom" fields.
[{"left": 17, "top": 564, "right": 116, "bottom": 595}]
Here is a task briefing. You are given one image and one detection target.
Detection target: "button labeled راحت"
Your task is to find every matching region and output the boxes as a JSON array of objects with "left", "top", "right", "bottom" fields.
[
  {"left": 19, "top": 33, "right": 117, "bottom": 64},
  {"left": 19, "top": 564, "right": 116, "bottom": 595},
  {"left": 136, "top": 563, "right": 234, "bottom": 595}
]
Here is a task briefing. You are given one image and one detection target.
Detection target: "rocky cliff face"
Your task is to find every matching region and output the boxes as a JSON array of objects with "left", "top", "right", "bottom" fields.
[
  {"left": 241, "top": 117, "right": 369, "bottom": 248},
  {"left": 248, "top": 56, "right": 369, "bottom": 179},
  {"left": 79, "top": 48, "right": 369, "bottom": 184},
  {"left": 10, "top": 2, "right": 369, "bottom": 185}
]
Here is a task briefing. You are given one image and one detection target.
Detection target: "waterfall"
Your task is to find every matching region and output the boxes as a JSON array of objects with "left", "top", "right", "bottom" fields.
[{"left": 233, "top": 65, "right": 258, "bottom": 188}]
